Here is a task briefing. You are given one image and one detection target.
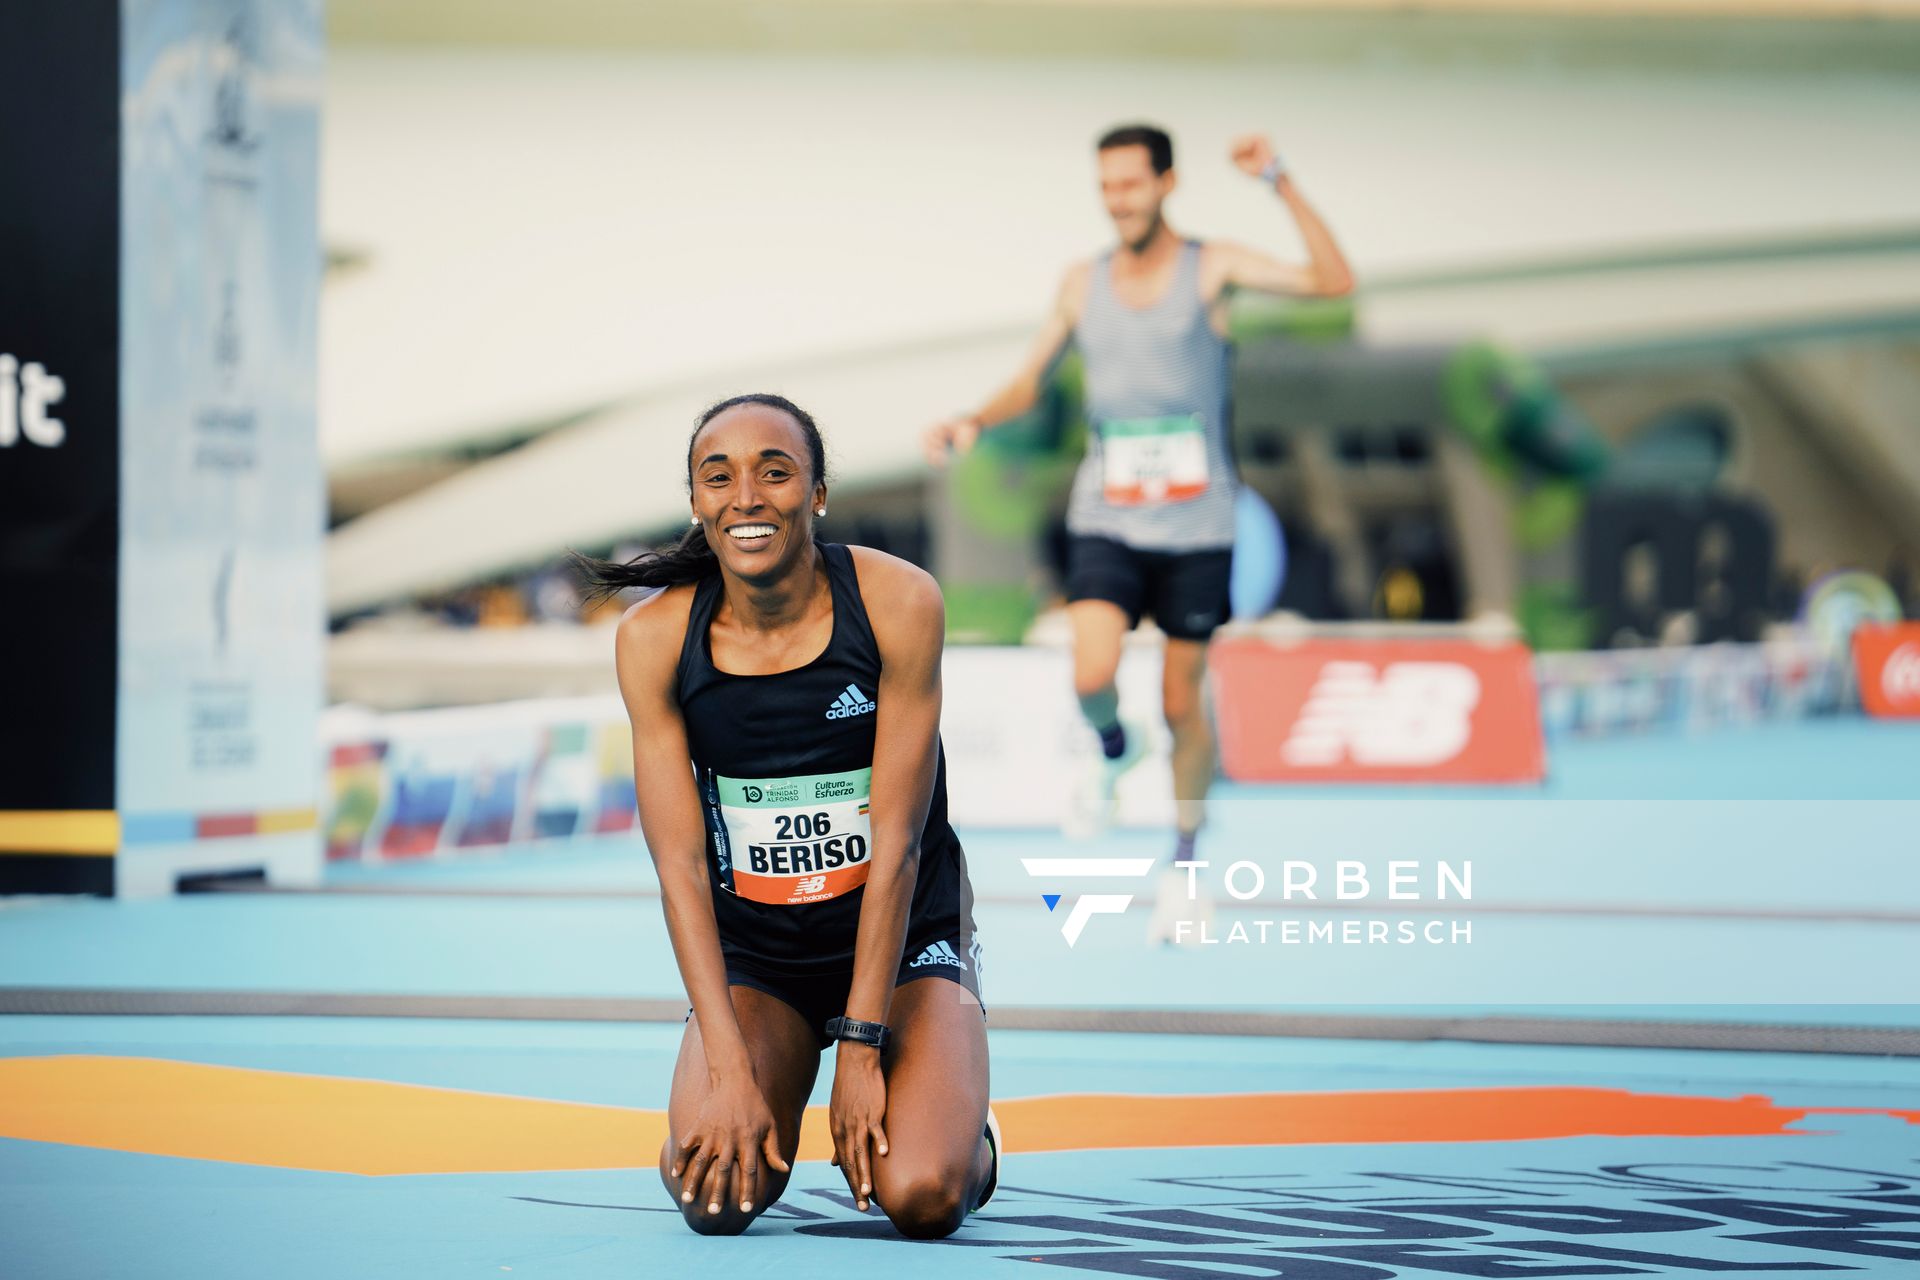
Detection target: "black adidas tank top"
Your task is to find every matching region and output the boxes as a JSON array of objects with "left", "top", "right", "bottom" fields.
[{"left": 673, "top": 542, "right": 970, "bottom": 973}]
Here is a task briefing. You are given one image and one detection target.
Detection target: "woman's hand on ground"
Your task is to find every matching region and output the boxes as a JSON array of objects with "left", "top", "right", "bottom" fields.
[
  {"left": 828, "top": 1044, "right": 889, "bottom": 1211},
  {"left": 671, "top": 1074, "right": 789, "bottom": 1217}
]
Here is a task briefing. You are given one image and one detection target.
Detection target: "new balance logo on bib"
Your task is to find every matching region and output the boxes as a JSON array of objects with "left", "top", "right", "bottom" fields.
[
  {"left": 909, "top": 939, "right": 967, "bottom": 970},
  {"left": 825, "top": 684, "right": 875, "bottom": 720}
]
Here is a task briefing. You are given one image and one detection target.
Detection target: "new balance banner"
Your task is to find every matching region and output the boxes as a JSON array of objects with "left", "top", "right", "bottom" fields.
[
  {"left": 1211, "top": 638, "right": 1546, "bottom": 784},
  {"left": 939, "top": 646, "right": 1176, "bottom": 828},
  {"left": 1853, "top": 622, "right": 1920, "bottom": 719}
]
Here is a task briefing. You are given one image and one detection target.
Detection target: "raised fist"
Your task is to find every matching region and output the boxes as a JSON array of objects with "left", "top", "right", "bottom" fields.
[{"left": 1230, "top": 133, "right": 1276, "bottom": 178}]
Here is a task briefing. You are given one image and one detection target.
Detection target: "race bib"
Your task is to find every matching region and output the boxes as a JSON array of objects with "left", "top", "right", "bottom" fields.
[
  {"left": 712, "top": 768, "right": 872, "bottom": 905},
  {"left": 1100, "top": 414, "right": 1210, "bottom": 505}
]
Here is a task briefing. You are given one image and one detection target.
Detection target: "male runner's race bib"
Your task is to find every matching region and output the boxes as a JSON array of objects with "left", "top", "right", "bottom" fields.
[
  {"left": 710, "top": 768, "right": 872, "bottom": 905},
  {"left": 1099, "top": 414, "right": 1210, "bottom": 505}
]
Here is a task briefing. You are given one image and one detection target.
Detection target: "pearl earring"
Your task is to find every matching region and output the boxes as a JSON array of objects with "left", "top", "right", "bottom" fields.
[
  {"left": 689, "top": 515, "right": 699, "bottom": 526},
  {"left": 816, "top": 507, "right": 827, "bottom": 517}
]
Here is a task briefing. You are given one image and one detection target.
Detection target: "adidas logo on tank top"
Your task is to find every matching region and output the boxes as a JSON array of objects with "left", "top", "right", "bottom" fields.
[
  {"left": 825, "top": 683, "right": 876, "bottom": 720},
  {"left": 909, "top": 939, "right": 966, "bottom": 970}
]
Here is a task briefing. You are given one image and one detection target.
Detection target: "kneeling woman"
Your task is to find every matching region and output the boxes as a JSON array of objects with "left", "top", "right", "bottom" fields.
[{"left": 584, "top": 393, "right": 995, "bottom": 1239}]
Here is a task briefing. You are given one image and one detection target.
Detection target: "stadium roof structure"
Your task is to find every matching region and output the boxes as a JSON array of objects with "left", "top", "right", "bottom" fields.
[
  {"left": 318, "top": 19, "right": 1920, "bottom": 615},
  {"left": 326, "top": 227, "right": 1920, "bottom": 614}
]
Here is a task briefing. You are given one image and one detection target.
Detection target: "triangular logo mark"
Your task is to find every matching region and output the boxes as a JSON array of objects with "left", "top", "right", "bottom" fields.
[{"left": 1042, "top": 894, "right": 1061, "bottom": 912}]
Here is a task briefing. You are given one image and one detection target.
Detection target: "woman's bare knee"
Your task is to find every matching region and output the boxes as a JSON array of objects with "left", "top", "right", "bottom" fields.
[
  {"left": 879, "top": 1167, "right": 970, "bottom": 1240},
  {"left": 660, "top": 1141, "right": 792, "bottom": 1235},
  {"left": 678, "top": 1202, "right": 759, "bottom": 1236}
]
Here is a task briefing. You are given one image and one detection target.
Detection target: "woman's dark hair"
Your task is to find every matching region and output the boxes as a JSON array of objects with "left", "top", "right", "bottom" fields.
[{"left": 572, "top": 393, "right": 828, "bottom": 604}]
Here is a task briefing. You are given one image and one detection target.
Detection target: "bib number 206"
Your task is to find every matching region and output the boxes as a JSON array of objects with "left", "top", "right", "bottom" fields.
[{"left": 773, "top": 811, "right": 833, "bottom": 840}]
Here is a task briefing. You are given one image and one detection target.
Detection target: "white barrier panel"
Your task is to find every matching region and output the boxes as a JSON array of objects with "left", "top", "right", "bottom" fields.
[
  {"left": 114, "top": 1, "right": 327, "bottom": 898},
  {"left": 321, "top": 697, "right": 634, "bottom": 864},
  {"left": 1533, "top": 637, "right": 1847, "bottom": 740},
  {"left": 938, "top": 645, "right": 1175, "bottom": 830},
  {"left": 321, "top": 636, "right": 1855, "bottom": 861},
  {"left": 321, "top": 647, "right": 1179, "bottom": 860}
]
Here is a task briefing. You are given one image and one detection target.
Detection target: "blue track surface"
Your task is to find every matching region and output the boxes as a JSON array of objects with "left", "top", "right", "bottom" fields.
[
  {"left": 5, "top": 722, "right": 1918, "bottom": 1008},
  {"left": 3, "top": 720, "right": 1918, "bottom": 1277},
  {"left": 3, "top": 1015, "right": 1918, "bottom": 1278}
]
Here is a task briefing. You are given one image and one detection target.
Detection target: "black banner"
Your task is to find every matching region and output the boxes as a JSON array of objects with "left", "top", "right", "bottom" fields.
[{"left": 0, "top": 2, "right": 121, "bottom": 890}]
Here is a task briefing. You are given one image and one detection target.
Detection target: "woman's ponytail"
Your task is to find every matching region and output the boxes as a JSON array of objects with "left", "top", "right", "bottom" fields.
[{"left": 571, "top": 526, "right": 717, "bottom": 606}]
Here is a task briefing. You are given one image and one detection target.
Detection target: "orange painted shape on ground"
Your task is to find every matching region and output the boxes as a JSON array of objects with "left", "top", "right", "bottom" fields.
[
  {"left": 0, "top": 1055, "right": 667, "bottom": 1176},
  {"left": 1, "top": 1055, "right": 1915, "bottom": 1177},
  {"left": 992, "top": 1088, "right": 1916, "bottom": 1153}
]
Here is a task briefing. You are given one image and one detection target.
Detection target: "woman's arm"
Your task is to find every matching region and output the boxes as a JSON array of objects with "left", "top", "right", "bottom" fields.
[
  {"left": 843, "top": 551, "right": 946, "bottom": 1024},
  {"left": 615, "top": 591, "right": 749, "bottom": 1077},
  {"left": 829, "top": 549, "right": 948, "bottom": 1208},
  {"left": 614, "top": 590, "right": 784, "bottom": 1215}
]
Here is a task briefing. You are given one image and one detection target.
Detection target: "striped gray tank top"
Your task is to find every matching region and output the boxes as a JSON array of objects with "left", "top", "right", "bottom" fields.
[{"left": 1067, "top": 239, "right": 1236, "bottom": 551}]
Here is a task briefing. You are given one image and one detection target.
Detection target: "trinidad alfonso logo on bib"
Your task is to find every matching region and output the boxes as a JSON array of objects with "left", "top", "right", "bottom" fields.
[
  {"left": 825, "top": 684, "right": 876, "bottom": 720},
  {"left": 713, "top": 768, "right": 874, "bottom": 905}
]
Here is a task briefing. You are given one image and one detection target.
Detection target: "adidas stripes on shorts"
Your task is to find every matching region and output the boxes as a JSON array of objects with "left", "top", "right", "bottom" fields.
[{"left": 709, "top": 935, "right": 986, "bottom": 1051}]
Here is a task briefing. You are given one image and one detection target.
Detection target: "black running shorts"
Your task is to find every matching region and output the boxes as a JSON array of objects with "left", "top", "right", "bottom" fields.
[
  {"left": 696, "top": 937, "right": 986, "bottom": 1051},
  {"left": 1065, "top": 535, "right": 1233, "bottom": 641}
]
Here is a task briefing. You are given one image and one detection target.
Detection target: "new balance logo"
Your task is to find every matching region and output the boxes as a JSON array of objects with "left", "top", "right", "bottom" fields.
[
  {"left": 825, "top": 683, "right": 876, "bottom": 720},
  {"left": 1884, "top": 643, "right": 1920, "bottom": 703},
  {"left": 1283, "top": 661, "right": 1479, "bottom": 767},
  {"left": 908, "top": 939, "right": 966, "bottom": 969},
  {"left": 795, "top": 874, "right": 827, "bottom": 894}
]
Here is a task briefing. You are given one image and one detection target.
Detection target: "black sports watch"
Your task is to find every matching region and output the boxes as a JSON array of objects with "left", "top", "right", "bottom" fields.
[{"left": 825, "top": 1016, "right": 892, "bottom": 1051}]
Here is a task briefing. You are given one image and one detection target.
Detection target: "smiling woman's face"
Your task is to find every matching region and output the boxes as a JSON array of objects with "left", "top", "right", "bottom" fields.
[{"left": 688, "top": 402, "right": 826, "bottom": 582}]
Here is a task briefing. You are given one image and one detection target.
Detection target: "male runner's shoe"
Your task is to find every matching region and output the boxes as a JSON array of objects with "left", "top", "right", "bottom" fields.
[
  {"left": 1063, "top": 721, "right": 1148, "bottom": 838},
  {"left": 973, "top": 1107, "right": 1002, "bottom": 1212},
  {"left": 1146, "top": 864, "right": 1214, "bottom": 946}
]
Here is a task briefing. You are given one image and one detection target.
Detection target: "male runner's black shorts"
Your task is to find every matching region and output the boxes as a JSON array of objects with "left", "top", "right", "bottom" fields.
[
  {"left": 1065, "top": 535, "right": 1233, "bottom": 641},
  {"left": 698, "top": 937, "right": 986, "bottom": 1050}
]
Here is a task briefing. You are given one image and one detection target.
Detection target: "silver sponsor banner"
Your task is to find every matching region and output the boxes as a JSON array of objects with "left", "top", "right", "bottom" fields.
[
  {"left": 117, "top": 0, "right": 324, "bottom": 893},
  {"left": 1534, "top": 638, "right": 1848, "bottom": 740}
]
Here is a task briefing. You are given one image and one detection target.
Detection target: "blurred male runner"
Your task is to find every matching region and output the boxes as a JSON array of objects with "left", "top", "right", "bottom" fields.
[{"left": 925, "top": 124, "right": 1353, "bottom": 941}]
